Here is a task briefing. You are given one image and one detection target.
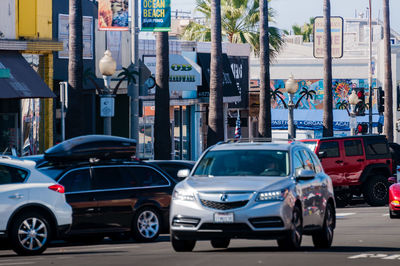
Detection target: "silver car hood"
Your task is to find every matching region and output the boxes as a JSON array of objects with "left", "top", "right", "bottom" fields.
[{"left": 183, "top": 176, "right": 292, "bottom": 193}]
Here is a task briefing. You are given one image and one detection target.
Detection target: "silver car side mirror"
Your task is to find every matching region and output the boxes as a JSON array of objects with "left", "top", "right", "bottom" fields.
[
  {"left": 177, "top": 169, "right": 190, "bottom": 179},
  {"left": 296, "top": 169, "right": 315, "bottom": 180}
]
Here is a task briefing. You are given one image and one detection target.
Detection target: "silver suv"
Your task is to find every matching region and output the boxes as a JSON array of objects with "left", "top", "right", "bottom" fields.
[{"left": 170, "top": 141, "right": 336, "bottom": 251}]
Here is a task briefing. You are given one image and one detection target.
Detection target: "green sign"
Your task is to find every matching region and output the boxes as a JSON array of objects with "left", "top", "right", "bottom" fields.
[
  {"left": 0, "top": 69, "right": 10, "bottom": 78},
  {"left": 141, "top": 0, "right": 171, "bottom": 32}
]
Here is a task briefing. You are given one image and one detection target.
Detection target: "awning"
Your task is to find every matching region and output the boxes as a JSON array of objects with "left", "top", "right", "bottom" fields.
[
  {"left": 272, "top": 109, "right": 380, "bottom": 131},
  {"left": 197, "top": 53, "right": 241, "bottom": 103},
  {"left": 0, "top": 51, "right": 55, "bottom": 99}
]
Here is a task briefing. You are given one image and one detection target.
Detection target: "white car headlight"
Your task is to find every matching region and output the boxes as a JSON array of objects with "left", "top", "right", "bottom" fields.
[
  {"left": 173, "top": 190, "right": 195, "bottom": 201},
  {"left": 256, "top": 189, "right": 288, "bottom": 201}
]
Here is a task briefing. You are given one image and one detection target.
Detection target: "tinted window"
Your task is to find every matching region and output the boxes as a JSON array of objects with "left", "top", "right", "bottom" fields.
[
  {"left": 344, "top": 140, "right": 363, "bottom": 156},
  {"left": 366, "top": 142, "right": 389, "bottom": 156},
  {"left": 319, "top": 141, "right": 340, "bottom": 158},
  {"left": 59, "top": 169, "right": 91, "bottom": 192},
  {"left": 133, "top": 167, "right": 169, "bottom": 186},
  {"left": 93, "top": 167, "right": 125, "bottom": 190},
  {"left": 0, "top": 165, "right": 27, "bottom": 184}
]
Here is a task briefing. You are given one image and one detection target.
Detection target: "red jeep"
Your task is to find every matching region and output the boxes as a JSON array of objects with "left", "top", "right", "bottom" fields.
[{"left": 300, "top": 135, "right": 392, "bottom": 207}]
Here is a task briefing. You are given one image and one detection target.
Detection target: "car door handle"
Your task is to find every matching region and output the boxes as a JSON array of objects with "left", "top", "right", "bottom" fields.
[
  {"left": 357, "top": 159, "right": 364, "bottom": 162},
  {"left": 335, "top": 160, "right": 343, "bottom": 164},
  {"left": 9, "top": 193, "right": 24, "bottom": 199}
]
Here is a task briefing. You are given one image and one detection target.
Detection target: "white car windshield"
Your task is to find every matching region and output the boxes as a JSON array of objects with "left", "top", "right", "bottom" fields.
[{"left": 193, "top": 150, "right": 289, "bottom": 177}]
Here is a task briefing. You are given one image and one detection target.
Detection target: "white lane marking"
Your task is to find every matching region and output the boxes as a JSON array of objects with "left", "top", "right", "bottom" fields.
[
  {"left": 0, "top": 262, "right": 34, "bottom": 266},
  {"left": 336, "top": 212, "right": 356, "bottom": 218},
  {"left": 47, "top": 245, "right": 139, "bottom": 253},
  {"left": 383, "top": 255, "right": 400, "bottom": 260},
  {"left": 383, "top": 214, "right": 390, "bottom": 216},
  {"left": 348, "top": 254, "right": 388, "bottom": 259}
]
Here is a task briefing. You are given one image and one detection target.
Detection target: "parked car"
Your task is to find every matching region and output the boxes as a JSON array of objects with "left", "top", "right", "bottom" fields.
[
  {"left": 299, "top": 135, "right": 392, "bottom": 207},
  {"left": 147, "top": 160, "right": 196, "bottom": 182},
  {"left": 36, "top": 135, "right": 176, "bottom": 243},
  {"left": 170, "top": 141, "right": 336, "bottom": 251},
  {"left": 388, "top": 177, "right": 400, "bottom": 218},
  {"left": 0, "top": 156, "right": 72, "bottom": 255}
]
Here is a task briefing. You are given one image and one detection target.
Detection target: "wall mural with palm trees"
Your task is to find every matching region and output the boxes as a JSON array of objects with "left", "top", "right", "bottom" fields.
[{"left": 252, "top": 78, "right": 377, "bottom": 110}]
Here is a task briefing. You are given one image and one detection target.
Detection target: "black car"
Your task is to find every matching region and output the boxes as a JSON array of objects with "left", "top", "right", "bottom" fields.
[
  {"left": 147, "top": 160, "right": 196, "bottom": 182},
  {"left": 36, "top": 135, "right": 176, "bottom": 242}
]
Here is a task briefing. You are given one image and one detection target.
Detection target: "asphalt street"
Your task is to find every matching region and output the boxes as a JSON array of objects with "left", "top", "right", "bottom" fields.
[{"left": 1, "top": 206, "right": 400, "bottom": 266}]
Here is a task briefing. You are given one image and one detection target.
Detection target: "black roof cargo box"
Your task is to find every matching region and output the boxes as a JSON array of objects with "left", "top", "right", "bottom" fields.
[{"left": 44, "top": 135, "right": 136, "bottom": 161}]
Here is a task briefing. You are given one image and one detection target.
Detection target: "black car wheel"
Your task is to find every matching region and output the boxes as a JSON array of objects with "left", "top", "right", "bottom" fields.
[
  {"left": 132, "top": 207, "right": 161, "bottom": 242},
  {"left": 211, "top": 238, "right": 230, "bottom": 248},
  {"left": 363, "top": 175, "right": 389, "bottom": 206},
  {"left": 10, "top": 212, "right": 51, "bottom": 256},
  {"left": 277, "top": 205, "right": 303, "bottom": 250},
  {"left": 312, "top": 203, "right": 335, "bottom": 248},
  {"left": 171, "top": 232, "right": 196, "bottom": 252}
]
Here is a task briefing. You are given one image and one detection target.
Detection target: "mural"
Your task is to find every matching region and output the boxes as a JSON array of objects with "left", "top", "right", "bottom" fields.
[{"left": 255, "top": 79, "right": 378, "bottom": 110}]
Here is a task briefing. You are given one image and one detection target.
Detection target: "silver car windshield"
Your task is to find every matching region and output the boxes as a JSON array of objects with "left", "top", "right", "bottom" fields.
[{"left": 193, "top": 150, "right": 289, "bottom": 177}]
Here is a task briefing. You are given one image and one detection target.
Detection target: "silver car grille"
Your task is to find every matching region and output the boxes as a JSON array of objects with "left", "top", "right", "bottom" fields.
[{"left": 200, "top": 199, "right": 249, "bottom": 210}]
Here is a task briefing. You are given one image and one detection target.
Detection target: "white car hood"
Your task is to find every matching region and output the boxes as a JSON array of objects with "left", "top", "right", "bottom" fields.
[{"left": 184, "top": 176, "right": 291, "bottom": 193}]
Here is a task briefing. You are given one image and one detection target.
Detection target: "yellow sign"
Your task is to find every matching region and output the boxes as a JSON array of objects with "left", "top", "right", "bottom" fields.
[{"left": 313, "top": 16, "right": 343, "bottom": 58}]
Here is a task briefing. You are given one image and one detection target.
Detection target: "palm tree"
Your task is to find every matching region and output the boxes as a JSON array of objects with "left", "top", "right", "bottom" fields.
[
  {"left": 258, "top": 0, "right": 271, "bottom": 138},
  {"left": 83, "top": 68, "right": 102, "bottom": 95},
  {"left": 383, "top": 0, "right": 393, "bottom": 142},
  {"left": 294, "top": 87, "right": 316, "bottom": 108},
  {"left": 112, "top": 67, "right": 138, "bottom": 95},
  {"left": 270, "top": 87, "right": 287, "bottom": 109},
  {"left": 66, "top": 0, "right": 85, "bottom": 138},
  {"left": 154, "top": 32, "right": 171, "bottom": 159},
  {"left": 182, "top": 0, "right": 283, "bottom": 57},
  {"left": 207, "top": 0, "right": 224, "bottom": 146},
  {"left": 322, "top": 0, "right": 333, "bottom": 137}
]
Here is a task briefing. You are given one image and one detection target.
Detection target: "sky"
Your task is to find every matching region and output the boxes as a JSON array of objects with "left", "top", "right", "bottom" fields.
[{"left": 171, "top": 0, "right": 400, "bottom": 33}]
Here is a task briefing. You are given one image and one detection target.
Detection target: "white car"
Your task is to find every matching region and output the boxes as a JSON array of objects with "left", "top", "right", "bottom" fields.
[{"left": 0, "top": 156, "right": 72, "bottom": 255}]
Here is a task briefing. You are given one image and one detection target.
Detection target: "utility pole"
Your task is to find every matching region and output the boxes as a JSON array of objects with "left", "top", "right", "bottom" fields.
[
  {"left": 130, "top": 0, "right": 139, "bottom": 142},
  {"left": 368, "top": 0, "right": 373, "bottom": 134}
]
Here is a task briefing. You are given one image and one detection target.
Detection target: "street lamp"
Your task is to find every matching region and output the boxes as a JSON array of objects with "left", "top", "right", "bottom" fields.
[
  {"left": 348, "top": 90, "right": 360, "bottom": 135},
  {"left": 99, "top": 50, "right": 117, "bottom": 135},
  {"left": 285, "top": 74, "right": 299, "bottom": 139}
]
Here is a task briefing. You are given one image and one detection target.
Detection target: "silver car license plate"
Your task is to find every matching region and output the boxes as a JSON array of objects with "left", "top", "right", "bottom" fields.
[{"left": 214, "top": 212, "right": 234, "bottom": 223}]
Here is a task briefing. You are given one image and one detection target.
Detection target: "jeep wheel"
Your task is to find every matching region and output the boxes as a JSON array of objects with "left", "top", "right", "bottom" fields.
[
  {"left": 312, "top": 203, "right": 335, "bottom": 248},
  {"left": 277, "top": 206, "right": 303, "bottom": 250},
  {"left": 363, "top": 175, "right": 389, "bottom": 206}
]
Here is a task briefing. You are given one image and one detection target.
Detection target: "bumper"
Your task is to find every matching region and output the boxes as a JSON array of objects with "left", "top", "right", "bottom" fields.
[{"left": 170, "top": 199, "right": 292, "bottom": 240}]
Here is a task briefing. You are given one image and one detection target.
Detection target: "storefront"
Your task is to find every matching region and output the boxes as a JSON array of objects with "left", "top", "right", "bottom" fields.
[{"left": 0, "top": 49, "right": 56, "bottom": 155}]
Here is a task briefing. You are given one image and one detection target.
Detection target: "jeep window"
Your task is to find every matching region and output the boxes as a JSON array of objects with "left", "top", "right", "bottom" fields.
[
  {"left": 319, "top": 141, "right": 340, "bottom": 158},
  {"left": 193, "top": 150, "right": 289, "bottom": 177},
  {"left": 0, "top": 165, "right": 28, "bottom": 184},
  {"left": 59, "top": 169, "right": 91, "bottom": 193},
  {"left": 344, "top": 140, "right": 363, "bottom": 156},
  {"left": 366, "top": 141, "right": 389, "bottom": 156}
]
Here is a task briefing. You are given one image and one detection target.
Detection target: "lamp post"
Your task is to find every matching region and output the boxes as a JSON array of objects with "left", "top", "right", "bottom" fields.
[
  {"left": 99, "top": 50, "right": 117, "bottom": 135},
  {"left": 285, "top": 74, "right": 299, "bottom": 139},
  {"left": 348, "top": 90, "right": 360, "bottom": 135}
]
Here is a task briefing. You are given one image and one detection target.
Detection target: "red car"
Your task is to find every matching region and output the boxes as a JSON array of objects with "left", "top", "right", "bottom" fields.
[{"left": 389, "top": 177, "right": 400, "bottom": 218}]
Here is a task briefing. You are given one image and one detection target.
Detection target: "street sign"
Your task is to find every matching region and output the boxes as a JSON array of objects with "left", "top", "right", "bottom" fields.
[
  {"left": 100, "top": 96, "right": 115, "bottom": 117},
  {"left": 313, "top": 16, "right": 344, "bottom": 58}
]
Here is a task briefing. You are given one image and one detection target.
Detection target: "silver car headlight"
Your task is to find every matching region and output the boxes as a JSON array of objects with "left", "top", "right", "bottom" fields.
[
  {"left": 173, "top": 190, "right": 195, "bottom": 201},
  {"left": 256, "top": 189, "right": 288, "bottom": 201}
]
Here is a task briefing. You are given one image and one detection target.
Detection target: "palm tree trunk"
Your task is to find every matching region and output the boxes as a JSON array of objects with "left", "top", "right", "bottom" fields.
[
  {"left": 66, "top": 0, "right": 84, "bottom": 139},
  {"left": 383, "top": 0, "right": 393, "bottom": 142},
  {"left": 258, "top": 0, "right": 271, "bottom": 138},
  {"left": 322, "top": 0, "right": 333, "bottom": 137},
  {"left": 207, "top": 0, "right": 224, "bottom": 146},
  {"left": 154, "top": 32, "right": 171, "bottom": 159}
]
